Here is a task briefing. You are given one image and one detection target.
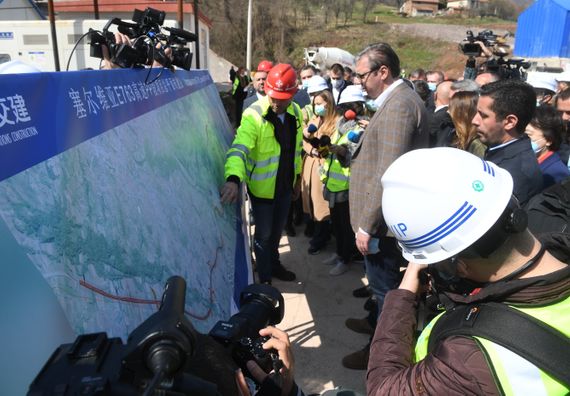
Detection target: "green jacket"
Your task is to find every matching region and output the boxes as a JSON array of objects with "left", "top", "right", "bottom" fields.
[{"left": 224, "top": 96, "right": 303, "bottom": 199}]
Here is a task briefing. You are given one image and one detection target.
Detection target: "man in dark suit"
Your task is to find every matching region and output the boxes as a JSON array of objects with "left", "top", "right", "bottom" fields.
[
  {"left": 429, "top": 80, "right": 455, "bottom": 147},
  {"left": 343, "top": 43, "right": 429, "bottom": 370},
  {"left": 472, "top": 79, "right": 543, "bottom": 206}
]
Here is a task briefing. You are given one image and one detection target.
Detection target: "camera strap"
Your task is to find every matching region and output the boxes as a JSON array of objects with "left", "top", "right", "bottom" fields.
[{"left": 427, "top": 301, "right": 570, "bottom": 387}]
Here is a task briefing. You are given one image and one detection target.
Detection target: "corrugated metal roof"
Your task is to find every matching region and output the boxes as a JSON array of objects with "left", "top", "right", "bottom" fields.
[
  {"left": 514, "top": 0, "right": 570, "bottom": 58},
  {"left": 551, "top": 0, "right": 570, "bottom": 10},
  {"left": 54, "top": 0, "right": 212, "bottom": 27}
]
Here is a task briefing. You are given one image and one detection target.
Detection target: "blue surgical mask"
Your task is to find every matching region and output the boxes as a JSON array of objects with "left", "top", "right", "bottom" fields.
[
  {"left": 365, "top": 99, "right": 378, "bottom": 112},
  {"left": 302, "top": 80, "right": 309, "bottom": 89},
  {"left": 314, "top": 104, "right": 327, "bottom": 117},
  {"left": 531, "top": 138, "right": 545, "bottom": 154},
  {"left": 331, "top": 78, "right": 343, "bottom": 89},
  {"left": 427, "top": 82, "right": 437, "bottom": 92}
]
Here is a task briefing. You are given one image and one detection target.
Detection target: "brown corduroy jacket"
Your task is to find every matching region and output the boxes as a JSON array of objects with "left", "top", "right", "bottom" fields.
[{"left": 349, "top": 81, "right": 429, "bottom": 236}]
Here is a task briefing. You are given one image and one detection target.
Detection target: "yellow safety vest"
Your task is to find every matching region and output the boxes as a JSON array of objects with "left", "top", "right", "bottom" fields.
[
  {"left": 415, "top": 295, "right": 570, "bottom": 396},
  {"left": 321, "top": 130, "right": 350, "bottom": 193},
  {"left": 224, "top": 96, "right": 303, "bottom": 199}
]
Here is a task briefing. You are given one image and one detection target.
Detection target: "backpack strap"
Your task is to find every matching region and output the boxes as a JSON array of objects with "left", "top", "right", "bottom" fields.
[{"left": 427, "top": 301, "right": 570, "bottom": 387}]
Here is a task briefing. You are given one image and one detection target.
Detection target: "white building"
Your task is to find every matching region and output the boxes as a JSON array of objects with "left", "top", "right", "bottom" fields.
[{"left": 0, "top": 0, "right": 211, "bottom": 71}]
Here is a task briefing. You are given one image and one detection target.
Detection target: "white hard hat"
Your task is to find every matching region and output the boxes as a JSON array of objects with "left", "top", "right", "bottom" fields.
[
  {"left": 0, "top": 60, "right": 41, "bottom": 74},
  {"left": 338, "top": 85, "right": 365, "bottom": 104},
  {"left": 526, "top": 72, "right": 557, "bottom": 93},
  {"left": 306, "top": 75, "right": 329, "bottom": 94},
  {"left": 381, "top": 147, "right": 513, "bottom": 264},
  {"left": 555, "top": 70, "right": 570, "bottom": 82}
]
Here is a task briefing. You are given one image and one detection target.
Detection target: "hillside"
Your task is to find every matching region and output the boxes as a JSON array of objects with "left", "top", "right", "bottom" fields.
[{"left": 204, "top": 1, "right": 517, "bottom": 78}]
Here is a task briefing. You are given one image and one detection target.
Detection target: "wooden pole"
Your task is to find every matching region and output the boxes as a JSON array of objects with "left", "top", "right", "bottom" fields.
[{"left": 193, "top": 0, "right": 200, "bottom": 68}]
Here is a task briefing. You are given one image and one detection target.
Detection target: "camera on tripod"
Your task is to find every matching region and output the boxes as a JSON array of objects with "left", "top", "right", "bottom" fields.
[
  {"left": 27, "top": 277, "right": 285, "bottom": 395},
  {"left": 89, "top": 7, "right": 197, "bottom": 70}
]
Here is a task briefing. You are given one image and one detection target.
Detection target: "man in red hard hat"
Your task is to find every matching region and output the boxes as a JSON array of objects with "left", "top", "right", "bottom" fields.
[
  {"left": 257, "top": 60, "right": 274, "bottom": 73},
  {"left": 220, "top": 64, "right": 303, "bottom": 284}
]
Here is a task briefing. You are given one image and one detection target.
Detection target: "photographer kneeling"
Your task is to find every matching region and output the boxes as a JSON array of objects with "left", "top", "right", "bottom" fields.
[{"left": 367, "top": 148, "right": 570, "bottom": 395}]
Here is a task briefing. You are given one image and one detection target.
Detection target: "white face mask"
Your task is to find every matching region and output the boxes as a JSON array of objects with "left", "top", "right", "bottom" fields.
[{"left": 331, "top": 78, "right": 343, "bottom": 89}]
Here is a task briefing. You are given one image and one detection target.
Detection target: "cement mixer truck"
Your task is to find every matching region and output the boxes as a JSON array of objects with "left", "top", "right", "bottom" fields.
[{"left": 304, "top": 47, "right": 355, "bottom": 71}]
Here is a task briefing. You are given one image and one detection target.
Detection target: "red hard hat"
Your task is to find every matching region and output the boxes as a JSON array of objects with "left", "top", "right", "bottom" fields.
[
  {"left": 257, "top": 60, "right": 274, "bottom": 72},
  {"left": 264, "top": 64, "right": 298, "bottom": 100}
]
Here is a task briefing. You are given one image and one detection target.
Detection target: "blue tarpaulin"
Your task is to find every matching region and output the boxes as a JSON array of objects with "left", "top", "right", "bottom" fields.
[{"left": 515, "top": 0, "right": 570, "bottom": 58}]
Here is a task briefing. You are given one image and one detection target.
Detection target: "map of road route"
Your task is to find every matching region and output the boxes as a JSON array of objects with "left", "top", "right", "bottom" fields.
[{"left": 0, "top": 81, "right": 248, "bottom": 340}]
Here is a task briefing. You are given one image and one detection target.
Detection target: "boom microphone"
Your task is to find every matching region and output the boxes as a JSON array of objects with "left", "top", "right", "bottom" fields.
[{"left": 164, "top": 26, "right": 198, "bottom": 42}]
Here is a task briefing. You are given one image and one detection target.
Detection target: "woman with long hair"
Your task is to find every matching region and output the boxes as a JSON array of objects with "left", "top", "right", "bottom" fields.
[
  {"left": 449, "top": 91, "right": 486, "bottom": 158},
  {"left": 301, "top": 89, "right": 337, "bottom": 255}
]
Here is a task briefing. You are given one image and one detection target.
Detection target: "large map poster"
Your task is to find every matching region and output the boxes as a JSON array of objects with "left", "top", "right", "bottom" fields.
[{"left": 0, "top": 68, "right": 250, "bottom": 393}]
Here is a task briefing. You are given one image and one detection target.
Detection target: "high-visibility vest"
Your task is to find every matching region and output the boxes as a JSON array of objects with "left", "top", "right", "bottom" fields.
[
  {"left": 232, "top": 76, "right": 239, "bottom": 95},
  {"left": 224, "top": 96, "right": 303, "bottom": 199},
  {"left": 303, "top": 103, "right": 314, "bottom": 125},
  {"left": 321, "top": 130, "right": 350, "bottom": 192},
  {"left": 415, "top": 295, "right": 570, "bottom": 396}
]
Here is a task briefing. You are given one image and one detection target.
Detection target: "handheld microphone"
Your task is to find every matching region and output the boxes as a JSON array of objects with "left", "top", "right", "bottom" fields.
[
  {"left": 319, "top": 135, "right": 331, "bottom": 147},
  {"left": 344, "top": 109, "right": 356, "bottom": 120},
  {"left": 307, "top": 124, "right": 318, "bottom": 134},
  {"left": 347, "top": 130, "right": 362, "bottom": 143}
]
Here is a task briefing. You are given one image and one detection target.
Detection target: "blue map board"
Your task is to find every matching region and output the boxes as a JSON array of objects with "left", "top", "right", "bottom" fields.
[{"left": 0, "top": 68, "right": 251, "bottom": 393}]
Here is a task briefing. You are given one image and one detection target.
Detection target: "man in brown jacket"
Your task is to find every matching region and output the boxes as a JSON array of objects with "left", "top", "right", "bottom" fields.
[
  {"left": 369, "top": 147, "right": 570, "bottom": 395},
  {"left": 343, "top": 43, "right": 429, "bottom": 369}
]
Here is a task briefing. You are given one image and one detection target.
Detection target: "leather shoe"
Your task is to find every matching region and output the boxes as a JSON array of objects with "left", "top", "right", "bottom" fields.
[
  {"left": 273, "top": 264, "right": 296, "bottom": 281},
  {"left": 341, "top": 344, "right": 370, "bottom": 370},
  {"left": 284, "top": 223, "right": 296, "bottom": 237},
  {"left": 345, "top": 317, "right": 374, "bottom": 335},
  {"left": 352, "top": 285, "right": 372, "bottom": 298}
]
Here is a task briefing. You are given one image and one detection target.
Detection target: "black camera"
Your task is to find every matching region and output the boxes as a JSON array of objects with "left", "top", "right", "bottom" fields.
[
  {"left": 89, "top": 7, "right": 197, "bottom": 70},
  {"left": 484, "top": 56, "right": 531, "bottom": 80},
  {"left": 209, "top": 283, "right": 285, "bottom": 379},
  {"left": 308, "top": 135, "right": 331, "bottom": 156},
  {"left": 27, "top": 277, "right": 286, "bottom": 395},
  {"left": 459, "top": 29, "right": 498, "bottom": 57}
]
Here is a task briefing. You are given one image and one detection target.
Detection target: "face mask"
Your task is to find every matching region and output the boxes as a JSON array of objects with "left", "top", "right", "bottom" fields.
[
  {"left": 314, "top": 104, "right": 327, "bottom": 117},
  {"left": 302, "top": 80, "right": 309, "bottom": 89},
  {"left": 365, "top": 99, "right": 378, "bottom": 112},
  {"left": 331, "top": 78, "right": 342, "bottom": 89},
  {"left": 427, "top": 82, "right": 437, "bottom": 92},
  {"left": 531, "top": 138, "right": 545, "bottom": 154}
]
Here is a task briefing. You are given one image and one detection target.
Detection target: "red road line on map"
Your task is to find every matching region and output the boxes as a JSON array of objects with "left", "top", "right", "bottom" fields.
[
  {"left": 78, "top": 236, "right": 223, "bottom": 321},
  {"left": 79, "top": 279, "right": 160, "bottom": 305}
]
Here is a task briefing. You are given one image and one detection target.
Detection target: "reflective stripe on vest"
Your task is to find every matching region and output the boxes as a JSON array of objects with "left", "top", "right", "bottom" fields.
[
  {"left": 225, "top": 99, "right": 303, "bottom": 199},
  {"left": 414, "top": 296, "right": 570, "bottom": 396},
  {"left": 322, "top": 131, "right": 350, "bottom": 192}
]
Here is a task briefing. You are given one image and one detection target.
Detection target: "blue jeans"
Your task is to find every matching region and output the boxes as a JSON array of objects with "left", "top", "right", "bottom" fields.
[
  {"left": 250, "top": 190, "right": 292, "bottom": 283},
  {"left": 365, "top": 236, "right": 402, "bottom": 323}
]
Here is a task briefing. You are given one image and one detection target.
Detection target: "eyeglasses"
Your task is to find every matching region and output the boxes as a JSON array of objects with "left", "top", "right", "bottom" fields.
[{"left": 356, "top": 67, "right": 379, "bottom": 81}]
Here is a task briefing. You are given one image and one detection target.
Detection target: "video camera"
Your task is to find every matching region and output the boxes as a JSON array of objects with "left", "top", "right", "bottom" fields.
[
  {"left": 27, "top": 277, "right": 285, "bottom": 396},
  {"left": 89, "top": 7, "right": 197, "bottom": 70},
  {"left": 484, "top": 55, "right": 531, "bottom": 80},
  {"left": 459, "top": 29, "right": 498, "bottom": 57}
]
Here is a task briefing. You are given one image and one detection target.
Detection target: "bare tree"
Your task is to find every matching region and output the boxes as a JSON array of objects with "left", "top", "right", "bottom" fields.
[{"left": 362, "top": 0, "right": 377, "bottom": 22}]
